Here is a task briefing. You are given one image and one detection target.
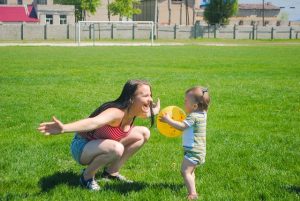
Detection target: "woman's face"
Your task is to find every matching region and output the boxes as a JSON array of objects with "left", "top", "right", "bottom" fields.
[{"left": 131, "top": 84, "right": 153, "bottom": 116}]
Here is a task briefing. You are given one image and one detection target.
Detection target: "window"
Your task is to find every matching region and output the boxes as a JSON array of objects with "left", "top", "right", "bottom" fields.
[
  {"left": 37, "top": 0, "right": 47, "bottom": 5},
  {"left": 17, "top": 0, "right": 22, "bottom": 4},
  {"left": 46, "top": 14, "right": 53, "bottom": 24},
  {"left": 290, "top": 7, "right": 295, "bottom": 9},
  {"left": 264, "top": 21, "right": 269, "bottom": 26},
  {"left": 60, "top": 15, "right": 67, "bottom": 24},
  {"left": 0, "top": 0, "right": 7, "bottom": 4},
  {"left": 276, "top": 21, "right": 281, "bottom": 26}
]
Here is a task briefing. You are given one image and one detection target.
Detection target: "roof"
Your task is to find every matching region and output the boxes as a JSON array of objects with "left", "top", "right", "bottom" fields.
[
  {"left": 0, "top": 5, "right": 39, "bottom": 22},
  {"left": 239, "top": 3, "right": 280, "bottom": 10}
]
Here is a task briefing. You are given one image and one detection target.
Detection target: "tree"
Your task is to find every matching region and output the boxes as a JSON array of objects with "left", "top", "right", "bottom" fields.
[
  {"left": 81, "top": 0, "right": 101, "bottom": 20},
  {"left": 204, "top": 0, "right": 238, "bottom": 25},
  {"left": 108, "top": 0, "right": 141, "bottom": 20},
  {"left": 54, "top": 0, "right": 101, "bottom": 21}
]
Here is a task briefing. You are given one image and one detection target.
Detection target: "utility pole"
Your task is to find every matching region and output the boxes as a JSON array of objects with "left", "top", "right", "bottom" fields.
[
  {"left": 262, "top": 0, "right": 265, "bottom": 26},
  {"left": 154, "top": 0, "right": 158, "bottom": 38}
]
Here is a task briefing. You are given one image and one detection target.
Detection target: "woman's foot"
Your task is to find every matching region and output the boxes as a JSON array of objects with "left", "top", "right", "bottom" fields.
[
  {"left": 100, "top": 169, "right": 133, "bottom": 183},
  {"left": 80, "top": 169, "right": 100, "bottom": 191},
  {"left": 187, "top": 194, "right": 198, "bottom": 200}
]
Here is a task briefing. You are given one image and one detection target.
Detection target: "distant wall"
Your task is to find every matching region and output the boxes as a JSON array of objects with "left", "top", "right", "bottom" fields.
[{"left": 0, "top": 23, "right": 300, "bottom": 41}]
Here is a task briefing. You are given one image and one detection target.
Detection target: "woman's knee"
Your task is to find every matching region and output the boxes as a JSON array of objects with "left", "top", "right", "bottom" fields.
[
  {"left": 140, "top": 126, "right": 150, "bottom": 142},
  {"left": 111, "top": 142, "right": 124, "bottom": 158}
]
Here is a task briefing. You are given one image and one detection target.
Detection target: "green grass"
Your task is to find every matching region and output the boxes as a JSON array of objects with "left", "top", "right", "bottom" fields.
[{"left": 0, "top": 45, "right": 299, "bottom": 200}]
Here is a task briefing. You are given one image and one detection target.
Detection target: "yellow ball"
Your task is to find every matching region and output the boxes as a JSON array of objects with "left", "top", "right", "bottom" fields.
[{"left": 157, "top": 106, "right": 186, "bottom": 138}]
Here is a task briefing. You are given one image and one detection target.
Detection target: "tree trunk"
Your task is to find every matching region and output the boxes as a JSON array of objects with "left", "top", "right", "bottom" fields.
[
  {"left": 107, "top": 0, "right": 111, "bottom": 21},
  {"left": 180, "top": 1, "right": 182, "bottom": 25},
  {"left": 192, "top": 0, "right": 195, "bottom": 24},
  {"left": 168, "top": 0, "right": 171, "bottom": 25},
  {"left": 185, "top": 0, "right": 189, "bottom": 25}
]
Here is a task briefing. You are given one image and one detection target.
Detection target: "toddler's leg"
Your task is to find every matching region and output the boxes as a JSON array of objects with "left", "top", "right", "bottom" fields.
[{"left": 181, "top": 158, "right": 197, "bottom": 197}]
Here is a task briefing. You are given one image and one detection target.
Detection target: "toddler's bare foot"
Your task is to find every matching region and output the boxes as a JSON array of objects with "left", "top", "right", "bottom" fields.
[{"left": 187, "top": 194, "right": 198, "bottom": 200}]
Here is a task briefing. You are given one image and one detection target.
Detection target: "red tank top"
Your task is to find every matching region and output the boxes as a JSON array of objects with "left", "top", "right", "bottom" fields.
[{"left": 79, "top": 121, "right": 133, "bottom": 141}]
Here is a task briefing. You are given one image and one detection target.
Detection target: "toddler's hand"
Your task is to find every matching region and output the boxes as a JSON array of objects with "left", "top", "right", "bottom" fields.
[{"left": 159, "top": 113, "right": 171, "bottom": 123}]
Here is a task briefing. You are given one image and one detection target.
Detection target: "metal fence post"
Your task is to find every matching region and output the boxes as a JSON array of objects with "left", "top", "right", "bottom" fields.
[
  {"left": 208, "top": 24, "right": 210, "bottom": 38},
  {"left": 214, "top": 24, "right": 216, "bottom": 38},
  {"left": 252, "top": 25, "right": 255, "bottom": 40},
  {"left": 67, "top": 24, "right": 69, "bottom": 39},
  {"left": 111, "top": 24, "right": 114, "bottom": 39},
  {"left": 271, "top": 27, "right": 274, "bottom": 40},
  {"left": 92, "top": 24, "right": 95, "bottom": 46},
  {"left": 289, "top": 27, "right": 293, "bottom": 39},
  {"left": 21, "top": 23, "right": 24, "bottom": 40},
  {"left": 89, "top": 24, "right": 92, "bottom": 39},
  {"left": 132, "top": 23, "right": 136, "bottom": 40},
  {"left": 194, "top": 23, "right": 197, "bottom": 39},
  {"left": 174, "top": 24, "right": 177, "bottom": 39},
  {"left": 44, "top": 24, "right": 47, "bottom": 40},
  {"left": 233, "top": 24, "right": 236, "bottom": 39}
]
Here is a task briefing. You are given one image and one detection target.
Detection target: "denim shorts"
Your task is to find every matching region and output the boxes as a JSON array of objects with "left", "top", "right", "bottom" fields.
[{"left": 70, "top": 133, "right": 89, "bottom": 164}]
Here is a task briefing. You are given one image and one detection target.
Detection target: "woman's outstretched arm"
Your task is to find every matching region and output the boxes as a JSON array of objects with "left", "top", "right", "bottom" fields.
[{"left": 37, "top": 108, "right": 119, "bottom": 135}]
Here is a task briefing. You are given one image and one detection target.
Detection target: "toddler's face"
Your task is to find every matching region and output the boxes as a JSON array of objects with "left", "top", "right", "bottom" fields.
[{"left": 184, "top": 93, "right": 195, "bottom": 113}]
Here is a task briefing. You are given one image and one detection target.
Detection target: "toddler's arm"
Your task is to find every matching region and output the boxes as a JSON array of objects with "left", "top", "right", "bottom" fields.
[{"left": 159, "top": 113, "right": 188, "bottom": 131}]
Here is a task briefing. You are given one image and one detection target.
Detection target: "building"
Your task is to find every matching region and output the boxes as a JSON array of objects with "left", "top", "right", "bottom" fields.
[
  {"left": 0, "top": 0, "right": 75, "bottom": 24},
  {"left": 84, "top": 0, "right": 119, "bottom": 21},
  {"left": 134, "top": 0, "right": 199, "bottom": 25},
  {"left": 195, "top": 2, "right": 281, "bottom": 26},
  {"left": 239, "top": 0, "right": 300, "bottom": 24},
  {"left": 230, "top": 3, "right": 281, "bottom": 26},
  {"left": 84, "top": 0, "right": 199, "bottom": 25}
]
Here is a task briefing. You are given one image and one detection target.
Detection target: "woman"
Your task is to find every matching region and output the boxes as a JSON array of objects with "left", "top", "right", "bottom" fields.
[{"left": 38, "top": 80, "right": 160, "bottom": 191}]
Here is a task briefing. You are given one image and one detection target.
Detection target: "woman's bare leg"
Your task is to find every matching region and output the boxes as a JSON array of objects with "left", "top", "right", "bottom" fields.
[
  {"left": 106, "top": 126, "right": 150, "bottom": 175},
  {"left": 80, "top": 139, "right": 124, "bottom": 180}
]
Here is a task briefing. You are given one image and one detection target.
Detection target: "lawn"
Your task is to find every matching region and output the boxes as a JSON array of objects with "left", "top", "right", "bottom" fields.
[{"left": 0, "top": 44, "right": 299, "bottom": 200}]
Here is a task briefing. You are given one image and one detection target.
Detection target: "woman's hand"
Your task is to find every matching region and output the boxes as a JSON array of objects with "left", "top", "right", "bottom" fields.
[
  {"left": 152, "top": 98, "right": 160, "bottom": 115},
  {"left": 38, "top": 116, "right": 64, "bottom": 135}
]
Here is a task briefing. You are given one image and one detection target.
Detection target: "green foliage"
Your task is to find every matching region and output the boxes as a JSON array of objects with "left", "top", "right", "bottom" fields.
[
  {"left": 278, "top": 11, "right": 289, "bottom": 21},
  {"left": 204, "top": 0, "right": 238, "bottom": 25},
  {"left": 81, "top": 0, "right": 101, "bottom": 15},
  {"left": 0, "top": 44, "right": 299, "bottom": 200},
  {"left": 54, "top": 0, "right": 100, "bottom": 21},
  {"left": 108, "top": 0, "right": 141, "bottom": 19}
]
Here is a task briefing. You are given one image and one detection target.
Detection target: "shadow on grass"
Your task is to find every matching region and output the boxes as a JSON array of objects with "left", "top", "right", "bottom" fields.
[
  {"left": 39, "top": 171, "right": 184, "bottom": 195},
  {"left": 39, "top": 171, "right": 79, "bottom": 192},
  {"left": 284, "top": 185, "right": 300, "bottom": 195},
  {"left": 103, "top": 181, "right": 184, "bottom": 195}
]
